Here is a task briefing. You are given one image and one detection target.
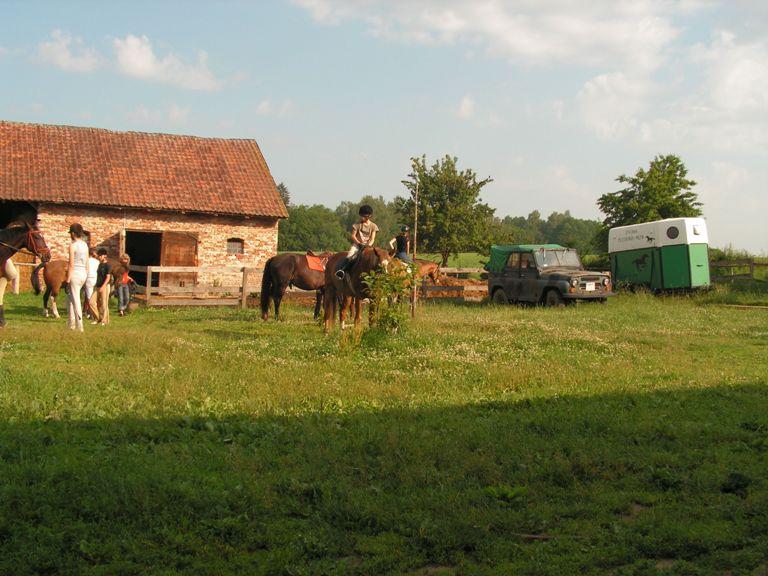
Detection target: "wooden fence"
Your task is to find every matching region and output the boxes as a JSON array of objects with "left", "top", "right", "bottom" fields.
[
  {"left": 710, "top": 260, "right": 768, "bottom": 282},
  {"left": 130, "top": 265, "right": 266, "bottom": 308}
]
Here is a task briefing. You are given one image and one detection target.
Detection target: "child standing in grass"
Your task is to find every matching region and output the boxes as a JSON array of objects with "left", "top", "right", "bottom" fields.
[
  {"left": 115, "top": 254, "right": 134, "bottom": 317},
  {"left": 91, "top": 247, "right": 112, "bottom": 325}
]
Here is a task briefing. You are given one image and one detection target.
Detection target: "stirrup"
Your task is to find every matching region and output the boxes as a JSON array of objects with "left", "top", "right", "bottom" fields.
[{"left": 335, "top": 269, "right": 345, "bottom": 280}]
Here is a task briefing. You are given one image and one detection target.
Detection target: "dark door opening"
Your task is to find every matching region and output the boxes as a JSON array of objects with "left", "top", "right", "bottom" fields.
[
  {"left": 124, "top": 230, "right": 162, "bottom": 287},
  {"left": 0, "top": 201, "right": 37, "bottom": 228}
]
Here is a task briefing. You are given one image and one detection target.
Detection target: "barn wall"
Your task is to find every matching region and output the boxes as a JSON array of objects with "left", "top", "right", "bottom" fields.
[{"left": 37, "top": 203, "right": 278, "bottom": 285}]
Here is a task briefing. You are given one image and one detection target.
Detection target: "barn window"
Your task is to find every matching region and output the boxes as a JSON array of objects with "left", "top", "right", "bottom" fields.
[{"left": 227, "top": 238, "right": 244, "bottom": 255}]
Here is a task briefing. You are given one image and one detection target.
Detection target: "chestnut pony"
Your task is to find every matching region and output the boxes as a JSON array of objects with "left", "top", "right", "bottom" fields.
[
  {"left": 0, "top": 217, "right": 51, "bottom": 327},
  {"left": 323, "top": 246, "right": 391, "bottom": 333}
]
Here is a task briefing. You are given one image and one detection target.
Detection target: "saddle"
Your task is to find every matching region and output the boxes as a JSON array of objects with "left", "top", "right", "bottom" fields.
[{"left": 306, "top": 251, "right": 330, "bottom": 272}]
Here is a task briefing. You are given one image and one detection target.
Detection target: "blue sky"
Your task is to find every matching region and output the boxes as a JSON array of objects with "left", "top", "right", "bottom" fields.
[{"left": 1, "top": 0, "right": 766, "bottom": 251}]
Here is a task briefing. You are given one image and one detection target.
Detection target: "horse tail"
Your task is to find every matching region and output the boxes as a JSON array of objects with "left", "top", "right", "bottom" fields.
[
  {"left": 31, "top": 262, "right": 45, "bottom": 295},
  {"left": 260, "top": 258, "right": 274, "bottom": 318}
]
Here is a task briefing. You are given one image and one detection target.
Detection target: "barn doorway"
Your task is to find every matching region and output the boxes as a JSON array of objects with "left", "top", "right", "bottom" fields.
[
  {"left": 124, "top": 231, "right": 162, "bottom": 287},
  {"left": 0, "top": 201, "right": 37, "bottom": 228}
]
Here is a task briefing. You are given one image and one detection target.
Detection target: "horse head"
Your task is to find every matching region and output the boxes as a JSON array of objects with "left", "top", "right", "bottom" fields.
[{"left": 24, "top": 221, "right": 52, "bottom": 263}]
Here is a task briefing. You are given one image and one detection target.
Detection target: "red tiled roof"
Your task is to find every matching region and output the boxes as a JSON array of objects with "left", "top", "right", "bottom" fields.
[{"left": 0, "top": 120, "right": 288, "bottom": 218}]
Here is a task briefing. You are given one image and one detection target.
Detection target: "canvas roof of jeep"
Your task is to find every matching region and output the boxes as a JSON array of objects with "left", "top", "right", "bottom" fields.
[{"left": 485, "top": 244, "right": 565, "bottom": 274}]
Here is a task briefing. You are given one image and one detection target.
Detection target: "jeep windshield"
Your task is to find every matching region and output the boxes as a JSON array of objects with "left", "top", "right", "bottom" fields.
[{"left": 534, "top": 249, "right": 581, "bottom": 269}]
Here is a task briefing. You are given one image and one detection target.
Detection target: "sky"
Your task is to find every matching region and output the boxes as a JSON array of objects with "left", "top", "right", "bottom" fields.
[{"left": 1, "top": 0, "right": 766, "bottom": 252}]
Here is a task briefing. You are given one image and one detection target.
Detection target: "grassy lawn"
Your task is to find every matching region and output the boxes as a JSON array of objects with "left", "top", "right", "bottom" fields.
[{"left": 1, "top": 291, "right": 767, "bottom": 575}]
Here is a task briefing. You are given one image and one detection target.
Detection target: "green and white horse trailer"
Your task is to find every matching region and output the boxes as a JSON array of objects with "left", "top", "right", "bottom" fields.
[{"left": 608, "top": 218, "right": 710, "bottom": 291}]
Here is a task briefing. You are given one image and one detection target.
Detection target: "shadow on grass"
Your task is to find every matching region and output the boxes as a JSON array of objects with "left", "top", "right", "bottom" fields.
[{"left": 1, "top": 385, "right": 767, "bottom": 575}]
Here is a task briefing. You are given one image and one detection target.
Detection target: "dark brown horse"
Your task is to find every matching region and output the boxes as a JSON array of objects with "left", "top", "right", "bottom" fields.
[
  {"left": 0, "top": 218, "right": 51, "bottom": 327},
  {"left": 323, "top": 246, "right": 391, "bottom": 333},
  {"left": 32, "top": 256, "right": 122, "bottom": 318},
  {"left": 260, "top": 252, "right": 332, "bottom": 320}
]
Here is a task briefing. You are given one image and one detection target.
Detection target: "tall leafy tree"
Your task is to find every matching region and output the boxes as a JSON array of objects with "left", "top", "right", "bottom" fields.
[
  {"left": 278, "top": 204, "right": 348, "bottom": 252},
  {"left": 396, "top": 155, "right": 494, "bottom": 266},
  {"left": 596, "top": 154, "right": 702, "bottom": 250}
]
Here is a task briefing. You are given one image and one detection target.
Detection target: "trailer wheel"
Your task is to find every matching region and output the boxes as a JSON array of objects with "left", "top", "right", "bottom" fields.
[
  {"left": 544, "top": 289, "right": 565, "bottom": 307},
  {"left": 492, "top": 289, "right": 508, "bottom": 305}
]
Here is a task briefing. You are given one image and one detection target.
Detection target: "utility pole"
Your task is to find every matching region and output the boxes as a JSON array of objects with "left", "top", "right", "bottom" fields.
[{"left": 410, "top": 179, "right": 419, "bottom": 318}]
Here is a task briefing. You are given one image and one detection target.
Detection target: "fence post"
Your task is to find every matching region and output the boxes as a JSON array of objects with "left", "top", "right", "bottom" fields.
[
  {"left": 241, "top": 267, "right": 250, "bottom": 309},
  {"left": 749, "top": 260, "right": 755, "bottom": 280},
  {"left": 145, "top": 266, "right": 153, "bottom": 307}
]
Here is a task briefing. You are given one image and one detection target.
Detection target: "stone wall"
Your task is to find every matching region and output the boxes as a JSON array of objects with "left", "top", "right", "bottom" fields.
[{"left": 37, "top": 203, "right": 278, "bottom": 286}]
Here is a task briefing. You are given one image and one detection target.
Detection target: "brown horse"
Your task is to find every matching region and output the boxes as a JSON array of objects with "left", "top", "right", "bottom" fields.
[
  {"left": 323, "top": 247, "right": 391, "bottom": 333},
  {"left": 0, "top": 218, "right": 51, "bottom": 327},
  {"left": 413, "top": 258, "right": 441, "bottom": 284},
  {"left": 31, "top": 259, "right": 68, "bottom": 318},
  {"left": 260, "top": 252, "right": 332, "bottom": 320},
  {"left": 32, "top": 256, "right": 122, "bottom": 318}
]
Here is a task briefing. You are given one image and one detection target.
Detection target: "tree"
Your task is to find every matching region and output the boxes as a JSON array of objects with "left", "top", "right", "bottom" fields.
[
  {"left": 278, "top": 204, "right": 348, "bottom": 252},
  {"left": 396, "top": 155, "right": 494, "bottom": 266},
  {"left": 596, "top": 154, "right": 702, "bottom": 250},
  {"left": 276, "top": 182, "right": 291, "bottom": 208}
]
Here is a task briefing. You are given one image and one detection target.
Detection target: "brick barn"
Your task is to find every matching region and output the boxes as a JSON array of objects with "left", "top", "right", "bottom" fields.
[{"left": 0, "top": 120, "right": 287, "bottom": 288}]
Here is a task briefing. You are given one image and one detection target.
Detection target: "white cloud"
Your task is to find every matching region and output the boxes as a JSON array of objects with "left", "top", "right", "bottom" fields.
[
  {"left": 641, "top": 32, "right": 768, "bottom": 152},
  {"left": 37, "top": 29, "right": 100, "bottom": 72},
  {"left": 457, "top": 95, "right": 475, "bottom": 119},
  {"left": 294, "top": 0, "right": 691, "bottom": 72},
  {"left": 576, "top": 72, "right": 652, "bottom": 140},
  {"left": 126, "top": 104, "right": 190, "bottom": 125},
  {"left": 113, "top": 34, "right": 222, "bottom": 91},
  {"left": 255, "top": 99, "right": 294, "bottom": 118}
]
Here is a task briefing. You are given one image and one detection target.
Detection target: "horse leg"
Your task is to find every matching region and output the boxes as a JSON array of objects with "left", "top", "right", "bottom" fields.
[
  {"left": 323, "top": 285, "right": 335, "bottom": 334},
  {"left": 313, "top": 288, "right": 323, "bottom": 320},
  {"left": 43, "top": 287, "right": 51, "bottom": 317},
  {"left": 340, "top": 296, "right": 352, "bottom": 330},
  {"left": 51, "top": 291, "right": 61, "bottom": 319},
  {"left": 275, "top": 283, "right": 287, "bottom": 321},
  {"left": 354, "top": 297, "right": 362, "bottom": 330}
]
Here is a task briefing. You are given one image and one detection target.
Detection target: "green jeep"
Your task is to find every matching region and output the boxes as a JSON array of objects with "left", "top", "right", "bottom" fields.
[{"left": 485, "top": 244, "right": 615, "bottom": 306}]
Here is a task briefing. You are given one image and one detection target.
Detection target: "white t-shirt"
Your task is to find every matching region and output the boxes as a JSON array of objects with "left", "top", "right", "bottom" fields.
[
  {"left": 71, "top": 240, "right": 89, "bottom": 272},
  {"left": 86, "top": 257, "right": 99, "bottom": 284},
  {"left": 352, "top": 220, "right": 379, "bottom": 245}
]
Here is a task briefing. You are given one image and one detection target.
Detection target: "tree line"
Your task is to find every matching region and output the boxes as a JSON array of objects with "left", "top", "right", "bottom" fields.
[{"left": 278, "top": 153, "right": 703, "bottom": 265}]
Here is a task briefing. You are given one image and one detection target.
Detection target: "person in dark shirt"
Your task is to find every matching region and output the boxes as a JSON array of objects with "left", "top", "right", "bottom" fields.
[
  {"left": 388, "top": 226, "right": 411, "bottom": 262},
  {"left": 90, "top": 247, "right": 112, "bottom": 325}
]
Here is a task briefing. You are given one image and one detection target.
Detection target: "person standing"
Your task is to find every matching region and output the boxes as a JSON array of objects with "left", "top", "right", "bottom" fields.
[
  {"left": 84, "top": 248, "right": 100, "bottom": 320},
  {"left": 335, "top": 204, "right": 379, "bottom": 280},
  {"left": 66, "top": 223, "right": 90, "bottom": 332},
  {"left": 115, "top": 254, "right": 135, "bottom": 317},
  {"left": 90, "top": 247, "right": 112, "bottom": 325}
]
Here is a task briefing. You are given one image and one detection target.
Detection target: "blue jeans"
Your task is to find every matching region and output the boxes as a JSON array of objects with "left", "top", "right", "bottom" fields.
[
  {"left": 117, "top": 284, "right": 131, "bottom": 312},
  {"left": 395, "top": 251, "right": 411, "bottom": 262}
]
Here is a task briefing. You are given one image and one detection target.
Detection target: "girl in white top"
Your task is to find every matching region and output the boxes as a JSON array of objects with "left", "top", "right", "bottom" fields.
[
  {"left": 84, "top": 248, "right": 100, "bottom": 320},
  {"left": 66, "top": 223, "right": 90, "bottom": 332}
]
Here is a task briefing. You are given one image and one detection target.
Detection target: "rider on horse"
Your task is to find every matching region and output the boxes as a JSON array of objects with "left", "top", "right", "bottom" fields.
[{"left": 335, "top": 204, "right": 379, "bottom": 280}]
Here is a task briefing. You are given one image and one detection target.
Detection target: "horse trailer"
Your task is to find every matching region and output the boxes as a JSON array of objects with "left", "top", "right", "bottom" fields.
[{"left": 608, "top": 218, "right": 710, "bottom": 291}]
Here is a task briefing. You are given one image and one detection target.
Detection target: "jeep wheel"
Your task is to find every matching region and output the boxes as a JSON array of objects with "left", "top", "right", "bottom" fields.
[
  {"left": 492, "top": 289, "right": 508, "bottom": 305},
  {"left": 544, "top": 289, "right": 565, "bottom": 307}
]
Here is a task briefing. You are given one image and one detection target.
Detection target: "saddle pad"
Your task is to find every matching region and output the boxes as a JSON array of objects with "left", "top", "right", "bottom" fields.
[{"left": 306, "top": 254, "right": 328, "bottom": 272}]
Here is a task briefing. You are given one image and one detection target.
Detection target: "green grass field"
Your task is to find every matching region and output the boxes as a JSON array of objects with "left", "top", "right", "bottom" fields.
[{"left": 1, "top": 291, "right": 767, "bottom": 575}]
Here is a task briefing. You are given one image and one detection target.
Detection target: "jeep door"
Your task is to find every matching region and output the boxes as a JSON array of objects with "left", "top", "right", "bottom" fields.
[
  {"left": 501, "top": 252, "right": 521, "bottom": 301},
  {"left": 518, "top": 252, "right": 539, "bottom": 302}
]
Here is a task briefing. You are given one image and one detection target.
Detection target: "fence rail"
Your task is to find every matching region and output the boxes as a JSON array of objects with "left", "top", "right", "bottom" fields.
[
  {"left": 710, "top": 259, "right": 767, "bottom": 282},
  {"left": 119, "top": 263, "right": 491, "bottom": 307}
]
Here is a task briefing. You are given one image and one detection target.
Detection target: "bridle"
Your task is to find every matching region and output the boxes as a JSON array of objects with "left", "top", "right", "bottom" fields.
[{"left": 0, "top": 227, "right": 51, "bottom": 260}]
